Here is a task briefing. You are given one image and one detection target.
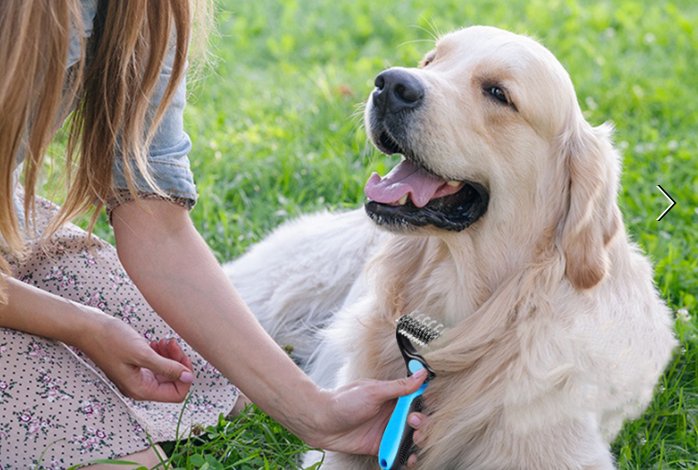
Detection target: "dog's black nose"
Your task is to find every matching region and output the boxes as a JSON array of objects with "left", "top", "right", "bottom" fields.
[{"left": 372, "top": 68, "right": 424, "bottom": 114}]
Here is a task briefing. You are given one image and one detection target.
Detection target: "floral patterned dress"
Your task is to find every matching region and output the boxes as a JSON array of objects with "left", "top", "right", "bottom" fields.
[{"left": 0, "top": 191, "right": 239, "bottom": 469}]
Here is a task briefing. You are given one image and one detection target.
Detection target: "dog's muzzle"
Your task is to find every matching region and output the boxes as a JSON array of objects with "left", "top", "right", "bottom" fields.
[{"left": 364, "top": 69, "right": 489, "bottom": 232}]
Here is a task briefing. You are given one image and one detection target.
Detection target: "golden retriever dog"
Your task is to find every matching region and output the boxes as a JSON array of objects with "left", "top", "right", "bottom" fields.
[{"left": 224, "top": 26, "right": 676, "bottom": 469}]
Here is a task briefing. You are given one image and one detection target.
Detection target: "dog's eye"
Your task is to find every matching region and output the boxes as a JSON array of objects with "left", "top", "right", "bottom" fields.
[
  {"left": 420, "top": 51, "right": 436, "bottom": 68},
  {"left": 485, "top": 85, "right": 510, "bottom": 105}
]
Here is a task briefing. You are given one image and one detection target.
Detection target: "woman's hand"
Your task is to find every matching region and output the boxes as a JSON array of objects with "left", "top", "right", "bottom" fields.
[
  {"left": 76, "top": 309, "right": 194, "bottom": 402},
  {"left": 306, "top": 369, "right": 427, "bottom": 456},
  {"left": 406, "top": 411, "right": 429, "bottom": 467}
]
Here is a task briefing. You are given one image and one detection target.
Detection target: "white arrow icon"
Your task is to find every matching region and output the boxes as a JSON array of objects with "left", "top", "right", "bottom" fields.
[{"left": 656, "top": 185, "right": 676, "bottom": 221}]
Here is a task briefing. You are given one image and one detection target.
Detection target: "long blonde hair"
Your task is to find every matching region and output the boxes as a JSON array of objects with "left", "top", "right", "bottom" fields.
[{"left": 0, "top": 0, "right": 210, "bottom": 301}]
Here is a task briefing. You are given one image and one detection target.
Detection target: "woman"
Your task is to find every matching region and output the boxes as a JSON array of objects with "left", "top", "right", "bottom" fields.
[{"left": 0, "top": 1, "right": 427, "bottom": 467}]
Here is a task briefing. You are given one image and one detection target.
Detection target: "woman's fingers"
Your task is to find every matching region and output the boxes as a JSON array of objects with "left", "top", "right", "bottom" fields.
[
  {"left": 149, "top": 338, "right": 194, "bottom": 381},
  {"left": 408, "top": 412, "right": 424, "bottom": 429},
  {"left": 413, "top": 429, "right": 423, "bottom": 445},
  {"left": 86, "top": 319, "right": 194, "bottom": 402},
  {"left": 407, "top": 411, "right": 428, "bottom": 467},
  {"left": 164, "top": 338, "right": 193, "bottom": 370},
  {"left": 141, "top": 339, "right": 194, "bottom": 384},
  {"left": 375, "top": 368, "right": 428, "bottom": 401},
  {"left": 134, "top": 344, "right": 193, "bottom": 403}
]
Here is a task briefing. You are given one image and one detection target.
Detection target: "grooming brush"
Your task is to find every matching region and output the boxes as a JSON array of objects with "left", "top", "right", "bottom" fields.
[{"left": 378, "top": 313, "right": 443, "bottom": 470}]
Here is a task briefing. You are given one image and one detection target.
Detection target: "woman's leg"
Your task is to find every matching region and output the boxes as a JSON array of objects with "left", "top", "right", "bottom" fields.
[
  {"left": 0, "top": 326, "right": 154, "bottom": 468},
  {"left": 82, "top": 446, "right": 164, "bottom": 469},
  {"left": 229, "top": 392, "right": 252, "bottom": 417},
  {"left": 2, "top": 192, "right": 239, "bottom": 468}
]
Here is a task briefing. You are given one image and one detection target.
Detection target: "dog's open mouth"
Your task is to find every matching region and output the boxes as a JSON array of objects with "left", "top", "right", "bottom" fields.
[{"left": 364, "top": 134, "right": 489, "bottom": 232}]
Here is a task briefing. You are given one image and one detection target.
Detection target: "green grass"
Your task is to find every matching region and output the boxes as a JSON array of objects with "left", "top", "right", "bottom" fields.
[
  {"left": 82, "top": 0, "right": 697, "bottom": 467},
  {"left": 159, "top": 406, "right": 316, "bottom": 469}
]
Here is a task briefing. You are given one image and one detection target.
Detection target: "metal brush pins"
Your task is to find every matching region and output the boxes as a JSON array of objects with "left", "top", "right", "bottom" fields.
[
  {"left": 396, "top": 313, "right": 443, "bottom": 380},
  {"left": 397, "top": 313, "right": 443, "bottom": 346}
]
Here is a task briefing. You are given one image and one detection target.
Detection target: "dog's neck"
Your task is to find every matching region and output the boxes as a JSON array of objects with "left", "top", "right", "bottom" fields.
[
  {"left": 370, "top": 235, "right": 526, "bottom": 328},
  {"left": 371, "top": 185, "right": 567, "bottom": 328}
]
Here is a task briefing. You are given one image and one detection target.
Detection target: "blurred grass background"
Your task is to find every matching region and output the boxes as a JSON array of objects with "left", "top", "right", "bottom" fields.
[{"left": 76, "top": 0, "right": 698, "bottom": 467}]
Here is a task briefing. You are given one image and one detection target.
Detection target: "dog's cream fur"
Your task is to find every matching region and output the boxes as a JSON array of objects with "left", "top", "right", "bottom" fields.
[{"left": 224, "top": 26, "right": 676, "bottom": 469}]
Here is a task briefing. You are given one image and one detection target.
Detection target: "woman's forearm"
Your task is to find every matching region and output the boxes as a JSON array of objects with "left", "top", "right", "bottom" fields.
[
  {"left": 111, "top": 200, "right": 326, "bottom": 440},
  {"left": 0, "top": 275, "right": 101, "bottom": 347}
]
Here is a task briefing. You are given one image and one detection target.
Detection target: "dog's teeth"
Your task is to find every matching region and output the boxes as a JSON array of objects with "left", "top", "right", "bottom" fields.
[
  {"left": 447, "top": 180, "right": 461, "bottom": 187},
  {"left": 397, "top": 195, "right": 408, "bottom": 205}
]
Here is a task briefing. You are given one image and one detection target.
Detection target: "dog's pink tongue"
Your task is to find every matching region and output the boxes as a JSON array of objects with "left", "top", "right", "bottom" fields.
[{"left": 365, "top": 160, "right": 458, "bottom": 208}]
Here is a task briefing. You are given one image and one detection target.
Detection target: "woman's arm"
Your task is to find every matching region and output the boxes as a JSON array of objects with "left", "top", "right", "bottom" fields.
[
  {"left": 0, "top": 275, "right": 96, "bottom": 345},
  {"left": 0, "top": 275, "right": 194, "bottom": 402},
  {"left": 111, "top": 199, "right": 426, "bottom": 453},
  {"left": 112, "top": 199, "right": 320, "bottom": 426}
]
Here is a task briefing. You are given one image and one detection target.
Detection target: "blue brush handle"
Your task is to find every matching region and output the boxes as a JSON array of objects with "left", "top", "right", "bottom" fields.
[{"left": 378, "top": 360, "right": 428, "bottom": 470}]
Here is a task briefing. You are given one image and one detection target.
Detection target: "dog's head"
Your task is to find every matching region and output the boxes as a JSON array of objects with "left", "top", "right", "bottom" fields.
[{"left": 364, "top": 26, "right": 621, "bottom": 290}]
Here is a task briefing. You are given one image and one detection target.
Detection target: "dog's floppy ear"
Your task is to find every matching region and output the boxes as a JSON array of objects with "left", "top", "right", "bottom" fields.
[{"left": 559, "top": 121, "right": 622, "bottom": 290}]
